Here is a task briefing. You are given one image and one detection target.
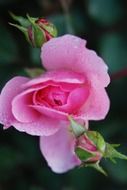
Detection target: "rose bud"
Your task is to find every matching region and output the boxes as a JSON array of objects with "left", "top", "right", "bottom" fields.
[
  {"left": 9, "top": 13, "right": 57, "bottom": 48},
  {"left": 75, "top": 131, "right": 108, "bottom": 175},
  {"left": 68, "top": 116, "right": 105, "bottom": 163},
  {"left": 69, "top": 116, "right": 107, "bottom": 175},
  {"left": 75, "top": 131, "right": 106, "bottom": 163}
]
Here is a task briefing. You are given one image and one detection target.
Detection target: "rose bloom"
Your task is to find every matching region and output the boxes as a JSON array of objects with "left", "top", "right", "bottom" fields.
[{"left": 0, "top": 35, "right": 110, "bottom": 173}]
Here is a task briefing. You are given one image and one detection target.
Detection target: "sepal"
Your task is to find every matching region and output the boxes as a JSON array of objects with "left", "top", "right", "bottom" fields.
[
  {"left": 104, "top": 143, "right": 127, "bottom": 161},
  {"left": 85, "top": 161, "right": 107, "bottom": 176},
  {"left": 68, "top": 116, "right": 86, "bottom": 138}
]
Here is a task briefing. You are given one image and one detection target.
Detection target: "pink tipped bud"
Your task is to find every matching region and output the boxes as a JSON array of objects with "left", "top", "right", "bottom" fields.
[
  {"left": 76, "top": 134, "right": 103, "bottom": 163},
  {"left": 10, "top": 13, "right": 57, "bottom": 48}
]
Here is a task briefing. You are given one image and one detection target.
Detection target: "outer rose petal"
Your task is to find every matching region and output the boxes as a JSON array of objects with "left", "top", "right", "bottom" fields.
[
  {"left": 0, "top": 76, "right": 29, "bottom": 127},
  {"left": 41, "top": 34, "right": 110, "bottom": 87},
  {"left": 41, "top": 35, "right": 85, "bottom": 72},
  {"left": 40, "top": 124, "right": 81, "bottom": 173},
  {"left": 12, "top": 89, "right": 41, "bottom": 123},
  {"left": 78, "top": 76, "right": 110, "bottom": 120},
  {"left": 81, "top": 49, "right": 110, "bottom": 87},
  {"left": 12, "top": 115, "right": 62, "bottom": 136}
]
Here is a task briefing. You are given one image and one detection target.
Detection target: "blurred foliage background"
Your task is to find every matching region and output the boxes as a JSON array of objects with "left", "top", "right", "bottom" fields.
[{"left": 0, "top": 0, "right": 127, "bottom": 189}]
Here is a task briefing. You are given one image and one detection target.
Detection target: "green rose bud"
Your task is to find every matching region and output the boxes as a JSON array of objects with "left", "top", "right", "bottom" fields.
[
  {"left": 75, "top": 131, "right": 105, "bottom": 163},
  {"left": 75, "top": 131, "right": 107, "bottom": 176},
  {"left": 9, "top": 13, "right": 57, "bottom": 48},
  {"left": 69, "top": 117, "right": 127, "bottom": 176}
]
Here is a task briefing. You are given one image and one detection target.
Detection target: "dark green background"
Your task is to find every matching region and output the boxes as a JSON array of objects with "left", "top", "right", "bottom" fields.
[{"left": 0, "top": 0, "right": 127, "bottom": 189}]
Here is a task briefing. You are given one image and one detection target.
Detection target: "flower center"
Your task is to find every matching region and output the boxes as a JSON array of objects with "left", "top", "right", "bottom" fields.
[
  {"left": 54, "top": 99, "right": 62, "bottom": 106},
  {"left": 34, "top": 85, "right": 69, "bottom": 107}
]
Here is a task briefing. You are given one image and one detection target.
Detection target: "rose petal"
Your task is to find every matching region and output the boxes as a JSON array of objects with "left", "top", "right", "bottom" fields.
[
  {"left": 12, "top": 115, "right": 62, "bottom": 136},
  {"left": 40, "top": 124, "right": 81, "bottom": 173},
  {"left": 31, "top": 105, "right": 68, "bottom": 120},
  {"left": 41, "top": 35, "right": 85, "bottom": 72},
  {"left": 12, "top": 89, "right": 40, "bottom": 123},
  {"left": 23, "top": 70, "right": 85, "bottom": 88},
  {"left": 81, "top": 49, "right": 110, "bottom": 87},
  {"left": 78, "top": 76, "right": 110, "bottom": 120},
  {"left": 12, "top": 79, "right": 83, "bottom": 123},
  {"left": 0, "top": 76, "right": 29, "bottom": 127},
  {"left": 41, "top": 34, "right": 110, "bottom": 87},
  {"left": 55, "top": 86, "right": 89, "bottom": 113}
]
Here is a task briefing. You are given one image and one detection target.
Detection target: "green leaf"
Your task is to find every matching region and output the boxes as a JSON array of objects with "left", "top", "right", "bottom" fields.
[
  {"left": 68, "top": 116, "right": 86, "bottom": 137},
  {"left": 75, "top": 147, "right": 95, "bottom": 161},
  {"left": 104, "top": 143, "right": 127, "bottom": 161}
]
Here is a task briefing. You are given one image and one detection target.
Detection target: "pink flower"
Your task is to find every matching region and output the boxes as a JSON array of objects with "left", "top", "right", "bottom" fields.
[{"left": 0, "top": 35, "right": 110, "bottom": 173}]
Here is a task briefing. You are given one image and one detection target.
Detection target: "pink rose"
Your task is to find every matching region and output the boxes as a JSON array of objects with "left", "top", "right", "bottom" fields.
[{"left": 0, "top": 35, "right": 110, "bottom": 173}]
